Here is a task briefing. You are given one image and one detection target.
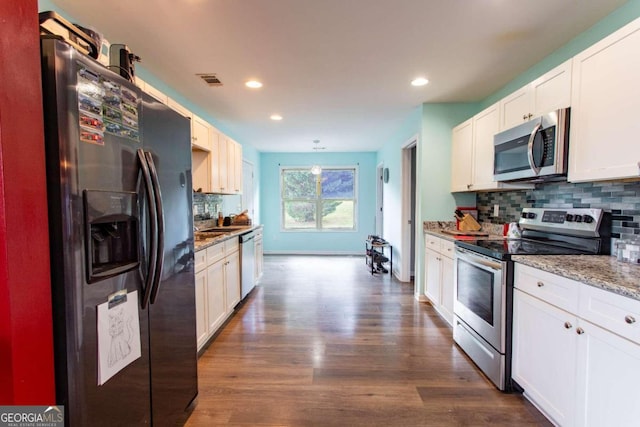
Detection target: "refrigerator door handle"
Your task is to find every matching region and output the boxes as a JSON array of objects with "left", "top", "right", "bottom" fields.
[
  {"left": 146, "top": 152, "right": 165, "bottom": 304},
  {"left": 137, "top": 148, "right": 158, "bottom": 309}
]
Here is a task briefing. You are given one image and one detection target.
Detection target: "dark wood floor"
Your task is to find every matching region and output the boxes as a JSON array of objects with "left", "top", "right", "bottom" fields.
[{"left": 186, "top": 255, "right": 551, "bottom": 426}]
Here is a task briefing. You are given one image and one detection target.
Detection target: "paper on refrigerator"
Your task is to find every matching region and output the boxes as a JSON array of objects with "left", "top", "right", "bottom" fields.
[{"left": 97, "top": 290, "right": 141, "bottom": 385}]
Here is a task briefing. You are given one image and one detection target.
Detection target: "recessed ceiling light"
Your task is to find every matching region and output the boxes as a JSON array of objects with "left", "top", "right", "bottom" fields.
[
  {"left": 245, "top": 80, "right": 263, "bottom": 89},
  {"left": 270, "top": 114, "right": 283, "bottom": 121},
  {"left": 411, "top": 77, "right": 429, "bottom": 87}
]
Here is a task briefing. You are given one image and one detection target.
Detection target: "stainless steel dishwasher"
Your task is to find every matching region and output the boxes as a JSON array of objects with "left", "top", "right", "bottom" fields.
[{"left": 239, "top": 230, "right": 256, "bottom": 300}]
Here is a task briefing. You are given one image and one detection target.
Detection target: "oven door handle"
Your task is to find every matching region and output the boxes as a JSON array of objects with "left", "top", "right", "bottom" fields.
[{"left": 455, "top": 248, "right": 503, "bottom": 272}]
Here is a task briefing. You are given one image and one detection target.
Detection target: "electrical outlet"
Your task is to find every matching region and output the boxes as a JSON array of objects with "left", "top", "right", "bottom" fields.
[
  {"left": 493, "top": 204, "right": 500, "bottom": 217},
  {"left": 193, "top": 205, "right": 198, "bottom": 215}
]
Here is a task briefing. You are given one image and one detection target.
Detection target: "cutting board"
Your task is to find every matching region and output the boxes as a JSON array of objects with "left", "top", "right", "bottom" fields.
[{"left": 441, "top": 229, "right": 489, "bottom": 236}]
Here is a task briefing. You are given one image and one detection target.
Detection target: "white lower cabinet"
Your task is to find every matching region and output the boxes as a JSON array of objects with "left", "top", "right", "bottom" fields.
[
  {"left": 513, "top": 263, "right": 640, "bottom": 427},
  {"left": 254, "top": 228, "right": 264, "bottom": 283},
  {"left": 194, "top": 239, "right": 241, "bottom": 352},
  {"left": 513, "top": 289, "right": 578, "bottom": 426},
  {"left": 575, "top": 319, "right": 640, "bottom": 427},
  {"left": 194, "top": 269, "right": 208, "bottom": 350},
  {"left": 206, "top": 258, "right": 226, "bottom": 334},
  {"left": 423, "top": 234, "right": 454, "bottom": 326},
  {"left": 224, "top": 249, "right": 241, "bottom": 309}
]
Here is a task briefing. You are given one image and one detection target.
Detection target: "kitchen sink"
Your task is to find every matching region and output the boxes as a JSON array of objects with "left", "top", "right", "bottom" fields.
[
  {"left": 200, "top": 226, "right": 249, "bottom": 232},
  {"left": 194, "top": 231, "right": 227, "bottom": 241}
]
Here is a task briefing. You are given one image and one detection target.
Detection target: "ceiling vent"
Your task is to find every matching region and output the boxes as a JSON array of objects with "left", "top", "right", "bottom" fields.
[{"left": 196, "top": 73, "right": 223, "bottom": 87}]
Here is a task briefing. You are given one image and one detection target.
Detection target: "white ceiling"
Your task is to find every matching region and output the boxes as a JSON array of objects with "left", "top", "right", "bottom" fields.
[{"left": 51, "top": 0, "right": 626, "bottom": 152}]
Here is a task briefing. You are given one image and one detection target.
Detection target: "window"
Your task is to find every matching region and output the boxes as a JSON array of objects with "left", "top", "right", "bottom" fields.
[{"left": 281, "top": 167, "right": 357, "bottom": 230}]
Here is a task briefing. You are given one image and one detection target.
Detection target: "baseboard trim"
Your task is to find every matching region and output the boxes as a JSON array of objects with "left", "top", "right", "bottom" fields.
[
  {"left": 415, "top": 293, "right": 429, "bottom": 302},
  {"left": 264, "top": 250, "right": 362, "bottom": 256}
]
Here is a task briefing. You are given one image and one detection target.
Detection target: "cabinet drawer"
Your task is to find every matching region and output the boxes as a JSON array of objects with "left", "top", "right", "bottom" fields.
[
  {"left": 425, "top": 235, "right": 442, "bottom": 251},
  {"left": 579, "top": 285, "right": 640, "bottom": 345},
  {"left": 440, "top": 240, "right": 455, "bottom": 259},
  {"left": 225, "top": 238, "right": 239, "bottom": 255},
  {"left": 514, "top": 263, "right": 580, "bottom": 314},
  {"left": 206, "top": 242, "right": 225, "bottom": 266},
  {"left": 194, "top": 249, "right": 207, "bottom": 273}
]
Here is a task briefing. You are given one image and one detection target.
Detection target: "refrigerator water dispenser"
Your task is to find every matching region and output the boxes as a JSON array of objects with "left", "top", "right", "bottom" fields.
[{"left": 84, "top": 190, "right": 139, "bottom": 283}]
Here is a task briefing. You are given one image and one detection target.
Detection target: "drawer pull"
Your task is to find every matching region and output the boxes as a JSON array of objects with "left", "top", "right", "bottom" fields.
[
  {"left": 576, "top": 327, "right": 585, "bottom": 335},
  {"left": 537, "top": 281, "right": 544, "bottom": 287},
  {"left": 625, "top": 315, "right": 636, "bottom": 325},
  {"left": 564, "top": 322, "right": 572, "bottom": 329}
]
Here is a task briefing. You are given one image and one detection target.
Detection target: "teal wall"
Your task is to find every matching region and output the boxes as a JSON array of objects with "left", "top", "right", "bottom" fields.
[
  {"left": 419, "top": 104, "right": 478, "bottom": 220},
  {"left": 374, "top": 107, "right": 421, "bottom": 275},
  {"left": 260, "top": 151, "right": 377, "bottom": 254},
  {"left": 480, "top": 0, "right": 640, "bottom": 110}
]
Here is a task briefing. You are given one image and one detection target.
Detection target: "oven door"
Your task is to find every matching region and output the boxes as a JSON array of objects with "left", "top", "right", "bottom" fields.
[{"left": 453, "top": 247, "right": 506, "bottom": 352}]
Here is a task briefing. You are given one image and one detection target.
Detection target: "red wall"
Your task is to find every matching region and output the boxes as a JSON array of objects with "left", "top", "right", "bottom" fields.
[{"left": 0, "top": 0, "right": 56, "bottom": 403}]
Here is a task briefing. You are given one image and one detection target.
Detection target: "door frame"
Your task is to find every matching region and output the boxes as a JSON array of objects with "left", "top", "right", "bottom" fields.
[
  {"left": 242, "top": 159, "right": 255, "bottom": 221},
  {"left": 400, "top": 135, "right": 419, "bottom": 283},
  {"left": 375, "top": 162, "right": 384, "bottom": 237}
]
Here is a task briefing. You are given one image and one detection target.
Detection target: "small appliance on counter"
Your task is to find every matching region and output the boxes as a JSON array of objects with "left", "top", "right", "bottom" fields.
[{"left": 506, "top": 222, "right": 521, "bottom": 239}]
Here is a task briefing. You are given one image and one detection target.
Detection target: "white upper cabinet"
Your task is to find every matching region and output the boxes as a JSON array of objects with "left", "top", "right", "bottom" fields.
[
  {"left": 569, "top": 17, "right": 640, "bottom": 182},
  {"left": 191, "top": 114, "right": 212, "bottom": 152},
  {"left": 500, "top": 86, "right": 530, "bottom": 131},
  {"left": 450, "top": 105, "right": 533, "bottom": 192},
  {"left": 450, "top": 118, "right": 473, "bottom": 192},
  {"left": 472, "top": 103, "right": 501, "bottom": 190},
  {"left": 499, "top": 60, "right": 572, "bottom": 131}
]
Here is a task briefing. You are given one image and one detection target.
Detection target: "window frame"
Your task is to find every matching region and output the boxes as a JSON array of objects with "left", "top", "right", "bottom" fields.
[{"left": 280, "top": 165, "right": 358, "bottom": 232}]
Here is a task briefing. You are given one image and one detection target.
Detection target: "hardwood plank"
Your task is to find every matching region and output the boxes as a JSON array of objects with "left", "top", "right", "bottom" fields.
[{"left": 186, "top": 255, "right": 551, "bottom": 426}]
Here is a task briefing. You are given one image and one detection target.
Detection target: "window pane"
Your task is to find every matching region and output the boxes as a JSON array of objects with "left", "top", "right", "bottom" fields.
[
  {"left": 283, "top": 201, "right": 316, "bottom": 228},
  {"left": 282, "top": 170, "right": 316, "bottom": 199},
  {"left": 321, "top": 200, "right": 354, "bottom": 229},
  {"left": 322, "top": 169, "right": 354, "bottom": 199}
]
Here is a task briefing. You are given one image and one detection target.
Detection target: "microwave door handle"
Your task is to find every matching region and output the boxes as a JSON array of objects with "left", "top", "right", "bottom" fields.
[{"left": 527, "top": 122, "right": 543, "bottom": 175}]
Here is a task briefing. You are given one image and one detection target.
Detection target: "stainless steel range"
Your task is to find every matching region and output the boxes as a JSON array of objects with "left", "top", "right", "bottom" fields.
[{"left": 452, "top": 208, "right": 611, "bottom": 391}]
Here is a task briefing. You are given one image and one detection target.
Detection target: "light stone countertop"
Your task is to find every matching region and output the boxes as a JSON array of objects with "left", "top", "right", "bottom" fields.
[
  {"left": 423, "top": 221, "right": 505, "bottom": 242},
  {"left": 512, "top": 255, "right": 640, "bottom": 301},
  {"left": 194, "top": 225, "right": 261, "bottom": 252}
]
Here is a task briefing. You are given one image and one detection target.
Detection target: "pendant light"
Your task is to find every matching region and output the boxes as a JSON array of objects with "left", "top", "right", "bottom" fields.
[{"left": 310, "top": 140, "right": 324, "bottom": 175}]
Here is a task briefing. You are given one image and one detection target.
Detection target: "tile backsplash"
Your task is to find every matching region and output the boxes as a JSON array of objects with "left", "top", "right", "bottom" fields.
[
  {"left": 477, "top": 180, "right": 640, "bottom": 240},
  {"left": 192, "top": 192, "right": 242, "bottom": 220}
]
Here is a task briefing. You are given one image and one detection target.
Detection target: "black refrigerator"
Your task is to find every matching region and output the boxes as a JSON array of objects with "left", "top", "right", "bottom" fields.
[{"left": 41, "top": 36, "right": 198, "bottom": 426}]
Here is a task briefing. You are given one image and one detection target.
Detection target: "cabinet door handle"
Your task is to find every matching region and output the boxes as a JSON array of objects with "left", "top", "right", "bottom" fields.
[
  {"left": 576, "top": 327, "right": 585, "bottom": 335},
  {"left": 522, "top": 114, "right": 528, "bottom": 120},
  {"left": 537, "top": 281, "right": 544, "bottom": 287},
  {"left": 564, "top": 322, "right": 572, "bottom": 329},
  {"left": 625, "top": 315, "right": 636, "bottom": 324}
]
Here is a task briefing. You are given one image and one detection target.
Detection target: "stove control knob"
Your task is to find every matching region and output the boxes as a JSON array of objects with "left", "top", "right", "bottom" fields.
[
  {"left": 583, "top": 215, "right": 594, "bottom": 224},
  {"left": 574, "top": 215, "right": 583, "bottom": 223},
  {"left": 521, "top": 212, "right": 528, "bottom": 218},
  {"left": 565, "top": 214, "right": 574, "bottom": 222},
  {"left": 526, "top": 212, "right": 536, "bottom": 219}
]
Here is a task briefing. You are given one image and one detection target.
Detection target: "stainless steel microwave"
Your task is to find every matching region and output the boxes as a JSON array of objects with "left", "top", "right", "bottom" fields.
[{"left": 493, "top": 108, "right": 570, "bottom": 182}]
